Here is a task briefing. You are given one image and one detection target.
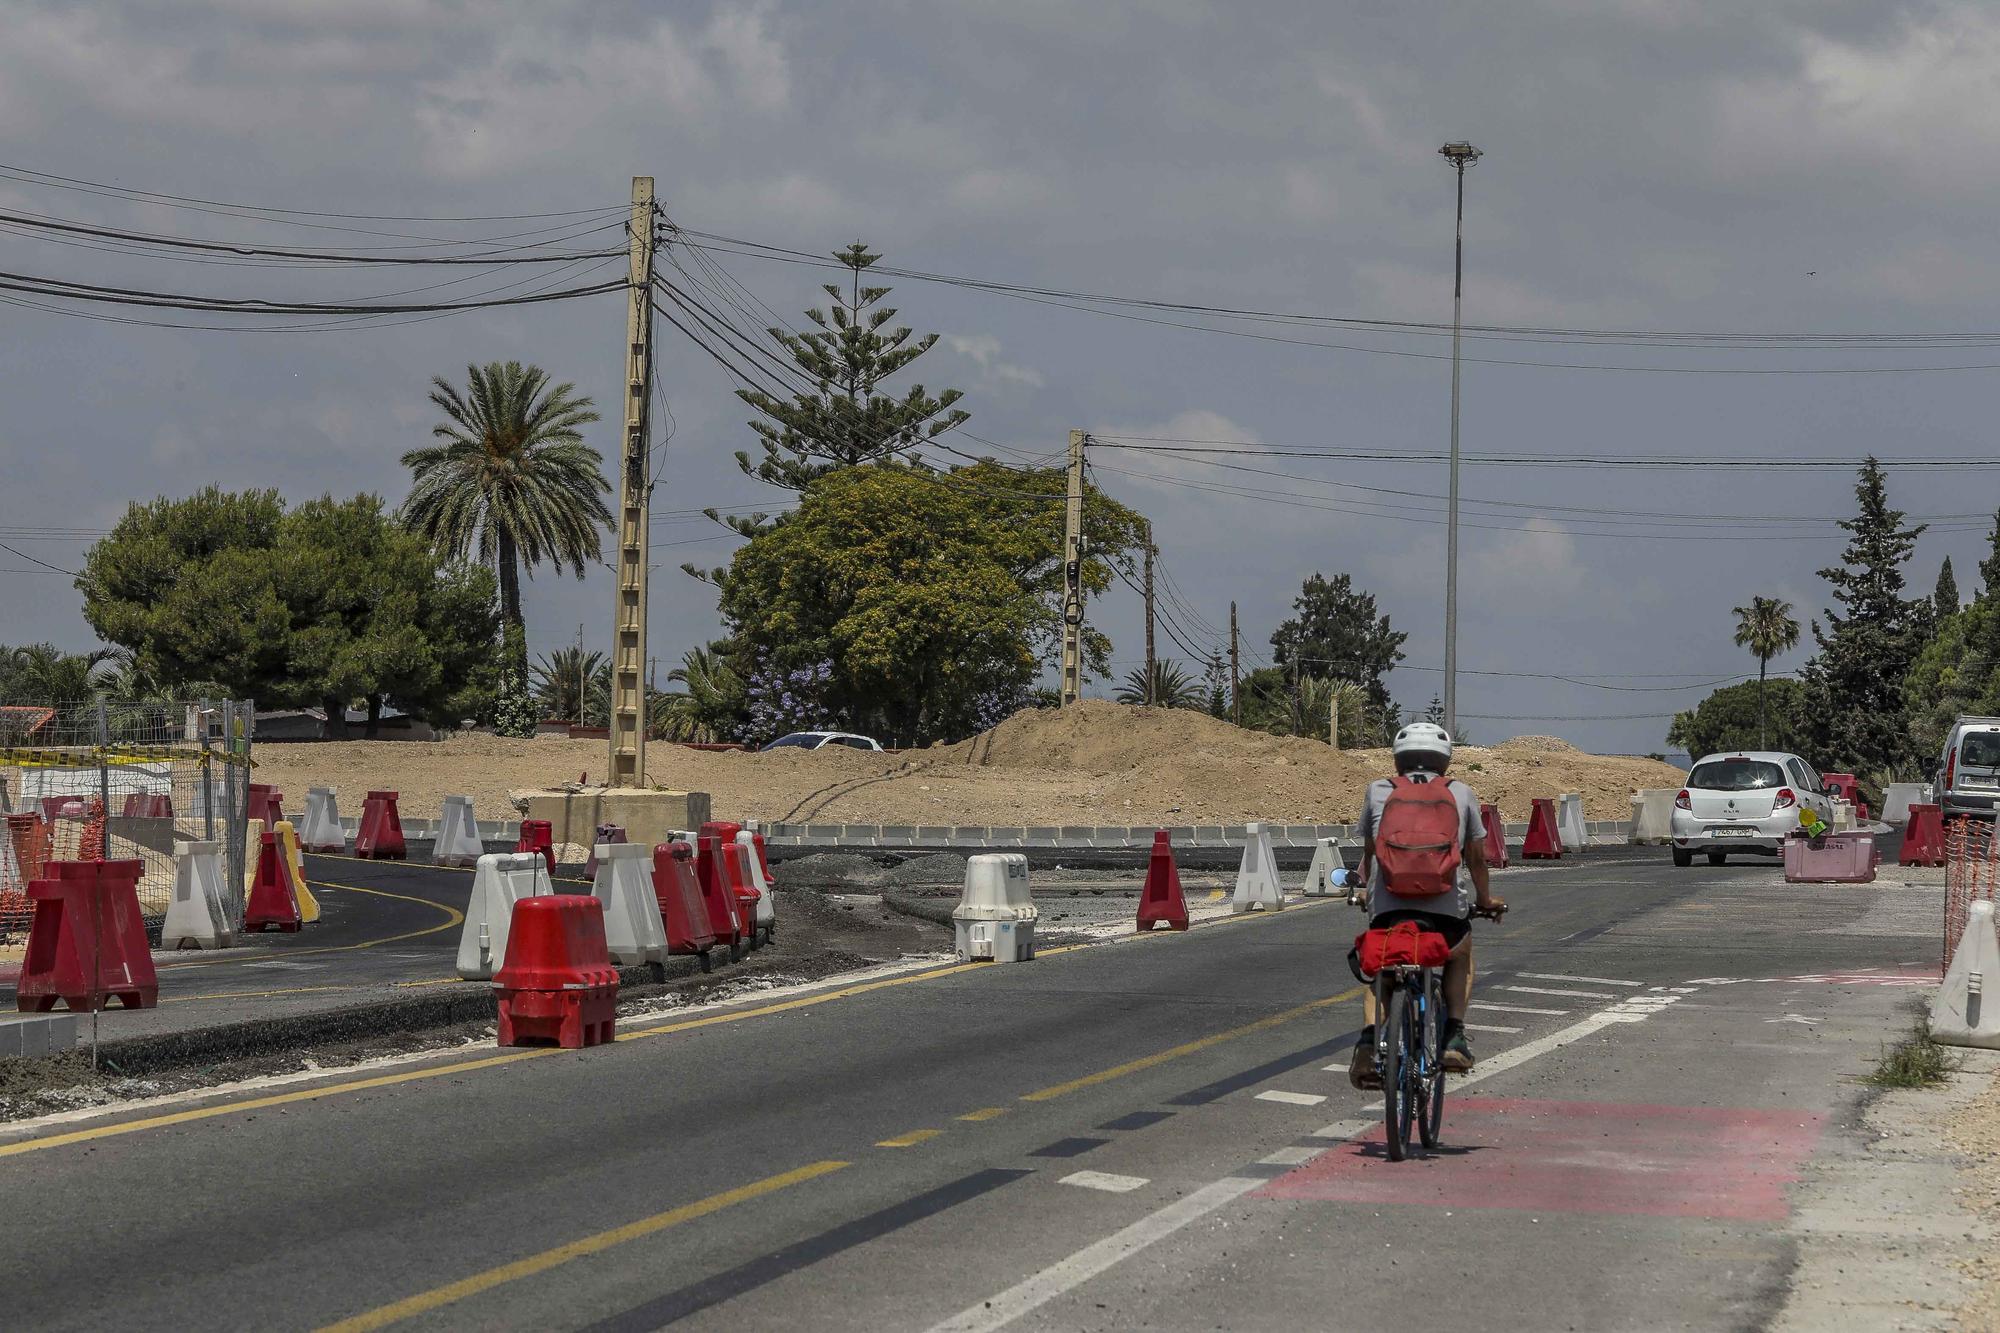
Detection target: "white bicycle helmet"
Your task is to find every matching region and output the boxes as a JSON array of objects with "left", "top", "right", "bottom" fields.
[{"left": 1392, "top": 721, "right": 1454, "bottom": 766}]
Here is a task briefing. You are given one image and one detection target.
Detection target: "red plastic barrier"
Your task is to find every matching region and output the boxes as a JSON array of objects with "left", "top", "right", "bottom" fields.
[
  {"left": 38, "top": 796, "right": 86, "bottom": 823},
  {"left": 1137, "top": 830, "right": 1188, "bottom": 932},
  {"left": 582, "top": 823, "right": 628, "bottom": 881},
  {"left": 694, "top": 833, "right": 743, "bottom": 958},
  {"left": 651, "top": 842, "right": 718, "bottom": 966},
  {"left": 1822, "top": 773, "right": 1860, "bottom": 806},
  {"left": 1522, "top": 799, "right": 1563, "bottom": 860},
  {"left": 243, "top": 831, "right": 302, "bottom": 932},
  {"left": 120, "top": 793, "right": 174, "bottom": 819},
  {"left": 492, "top": 894, "right": 619, "bottom": 1049},
  {"left": 1902, "top": 803, "right": 1947, "bottom": 867},
  {"left": 16, "top": 859, "right": 158, "bottom": 1012},
  {"left": 354, "top": 790, "right": 407, "bottom": 860},
  {"left": 247, "top": 783, "right": 284, "bottom": 830},
  {"left": 721, "top": 843, "right": 763, "bottom": 948},
  {"left": 1480, "top": 803, "right": 1510, "bottom": 870},
  {"left": 516, "top": 819, "right": 555, "bottom": 876}
]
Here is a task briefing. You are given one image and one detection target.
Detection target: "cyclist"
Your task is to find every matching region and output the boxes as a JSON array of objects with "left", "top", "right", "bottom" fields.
[{"left": 1347, "top": 721, "right": 1505, "bottom": 1087}]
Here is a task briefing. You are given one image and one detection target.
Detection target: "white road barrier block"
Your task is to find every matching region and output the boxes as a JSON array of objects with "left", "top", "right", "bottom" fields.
[
  {"left": 1882, "top": 782, "right": 1932, "bottom": 825},
  {"left": 1630, "top": 790, "right": 1674, "bottom": 844},
  {"left": 298, "top": 786, "right": 345, "bottom": 853},
  {"left": 434, "top": 795, "right": 484, "bottom": 867},
  {"left": 1233, "top": 821, "right": 1283, "bottom": 914},
  {"left": 736, "top": 829, "right": 776, "bottom": 931},
  {"left": 1934, "top": 900, "right": 2000, "bottom": 1049},
  {"left": 1300, "top": 837, "right": 1347, "bottom": 897},
  {"left": 1557, "top": 794, "right": 1588, "bottom": 851},
  {"left": 456, "top": 852, "right": 554, "bottom": 980},
  {"left": 161, "top": 840, "right": 237, "bottom": 950},
  {"left": 592, "top": 842, "right": 667, "bottom": 966},
  {"left": 1831, "top": 798, "right": 1856, "bottom": 832},
  {"left": 954, "top": 853, "right": 1037, "bottom": 962}
]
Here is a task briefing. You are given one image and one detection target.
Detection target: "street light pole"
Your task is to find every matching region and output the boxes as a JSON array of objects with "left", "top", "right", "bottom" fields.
[{"left": 1438, "top": 140, "right": 1481, "bottom": 739}]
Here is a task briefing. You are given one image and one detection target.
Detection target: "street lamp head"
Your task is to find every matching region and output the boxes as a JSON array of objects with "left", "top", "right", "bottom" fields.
[{"left": 1438, "top": 141, "right": 1483, "bottom": 169}]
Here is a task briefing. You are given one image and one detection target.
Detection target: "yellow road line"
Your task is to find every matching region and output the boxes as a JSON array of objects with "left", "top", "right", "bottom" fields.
[
  {"left": 393, "top": 977, "right": 467, "bottom": 989},
  {"left": 957, "top": 1107, "right": 1008, "bottom": 1122},
  {"left": 316, "top": 1159, "right": 848, "bottom": 1333},
  {"left": 1019, "top": 986, "right": 1363, "bottom": 1103},
  {"left": 876, "top": 1128, "right": 942, "bottom": 1148},
  {"left": 614, "top": 961, "right": 969, "bottom": 1043}
]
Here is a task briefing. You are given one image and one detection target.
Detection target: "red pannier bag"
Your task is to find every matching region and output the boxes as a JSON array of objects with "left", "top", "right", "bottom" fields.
[{"left": 1353, "top": 921, "right": 1452, "bottom": 977}]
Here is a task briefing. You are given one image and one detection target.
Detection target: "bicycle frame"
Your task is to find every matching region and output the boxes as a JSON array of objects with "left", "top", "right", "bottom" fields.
[{"left": 1373, "top": 961, "right": 1445, "bottom": 1160}]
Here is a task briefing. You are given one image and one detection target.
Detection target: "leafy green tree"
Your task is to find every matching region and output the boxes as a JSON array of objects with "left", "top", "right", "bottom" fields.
[
  {"left": 400, "top": 361, "right": 608, "bottom": 673},
  {"left": 1115, "top": 660, "right": 1205, "bottom": 708},
  {"left": 1798, "top": 459, "right": 1929, "bottom": 775},
  {"left": 1668, "top": 678, "right": 1807, "bottom": 759},
  {"left": 1269, "top": 573, "right": 1407, "bottom": 717},
  {"left": 1937, "top": 558, "right": 1960, "bottom": 618},
  {"left": 0, "top": 644, "right": 117, "bottom": 701},
  {"left": 1731, "top": 595, "right": 1800, "bottom": 749},
  {"left": 532, "top": 646, "right": 610, "bottom": 726},
  {"left": 652, "top": 646, "right": 744, "bottom": 742},
  {"left": 1205, "top": 653, "right": 1229, "bottom": 719}
]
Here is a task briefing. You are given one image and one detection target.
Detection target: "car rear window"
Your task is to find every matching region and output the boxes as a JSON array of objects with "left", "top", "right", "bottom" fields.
[
  {"left": 1962, "top": 732, "right": 2000, "bottom": 768},
  {"left": 1688, "top": 759, "right": 1787, "bottom": 792}
]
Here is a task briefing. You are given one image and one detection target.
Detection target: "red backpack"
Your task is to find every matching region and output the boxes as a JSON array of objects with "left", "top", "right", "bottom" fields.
[{"left": 1375, "top": 776, "right": 1463, "bottom": 897}]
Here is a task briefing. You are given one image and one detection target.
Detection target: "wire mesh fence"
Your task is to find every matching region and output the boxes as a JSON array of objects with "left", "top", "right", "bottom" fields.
[
  {"left": 1944, "top": 818, "right": 2000, "bottom": 976},
  {"left": 0, "top": 698, "right": 253, "bottom": 939}
]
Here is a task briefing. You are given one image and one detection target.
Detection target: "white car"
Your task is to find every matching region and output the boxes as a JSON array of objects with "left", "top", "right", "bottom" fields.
[
  {"left": 1670, "top": 750, "right": 1837, "bottom": 867},
  {"left": 758, "top": 730, "right": 884, "bottom": 753}
]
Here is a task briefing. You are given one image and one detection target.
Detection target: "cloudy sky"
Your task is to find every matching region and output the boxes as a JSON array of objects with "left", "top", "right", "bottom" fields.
[{"left": 3, "top": 0, "right": 1995, "bottom": 755}]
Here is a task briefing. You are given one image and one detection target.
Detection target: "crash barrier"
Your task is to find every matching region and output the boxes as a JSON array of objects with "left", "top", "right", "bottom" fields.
[
  {"left": 693, "top": 833, "right": 744, "bottom": 958},
  {"left": 355, "top": 790, "right": 407, "bottom": 860},
  {"left": 720, "top": 843, "right": 764, "bottom": 949},
  {"left": 1934, "top": 899, "right": 2000, "bottom": 1048},
  {"left": 1480, "top": 804, "right": 1510, "bottom": 869},
  {"left": 456, "top": 852, "right": 556, "bottom": 980},
  {"left": 1821, "top": 773, "right": 1860, "bottom": 807},
  {"left": 274, "top": 821, "right": 321, "bottom": 923},
  {"left": 743, "top": 820, "right": 779, "bottom": 890},
  {"left": 1783, "top": 830, "right": 1877, "bottom": 884},
  {"left": 1629, "top": 790, "right": 1675, "bottom": 844},
  {"left": 1902, "top": 804, "right": 1947, "bottom": 867},
  {"left": 17, "top": 859, "right": 159, "bottom": 1011},
  {"left": 955, "top": 853, "right": 1036, "bottom": 962},
  {"left": 1946, "top": 820, "right": 2000, "bottom": 976},
  {"left": 243, "top": 831, "right": 302, "bottom": 932},
  {"left": 1300, "top": 837, "right": 1348, "bottom": 898},
  {"left": 492, "top": 895, "right": 618, "bottom": 1049},
  {"left": 735, "top": 829, "right": 776, "bottom": 941},
  {"left": 651, "top": 842, "right": 718, "bottom": 969},
  {"left": 1138, "top": 830, "right": 1188, "bottom": 930},
  {"left": 121, "top": 792, "right": 173, "bottom": 819},
  {"left": 299, "top": 786, "right": 345, "bottom": 853},
  {"left": 1523, "top": 799, "right": 1563, "bottom": 859},
  {"left": 582, "top": 824, "right": 628, "bottom": 881},
  {"left": 161, "top": 839, "right": 236, "bottom": 950},
  {"left": 516, "top": 819, "right": 555, "bottom": 876},
  {"left": 246, "top": 783, "right": 284, "bottom": 830},
  {"left": 591, "top": 842, "right": 667, "bottom": 967},
  {"left": 1232, "top": 821, "right": 1283, "bottom": 913},
  {"left": 1883, "top": 782, "right": 1932, "bottom": 825},
  {"left": 434, "top": 795, "right": 485, "bottom": 867},
  {"left": 1830, "top": 799, "right": 1856, "bottom": 832},
  {"left": 1557, "top": 794, "right": 1587, "bottom": 851}
]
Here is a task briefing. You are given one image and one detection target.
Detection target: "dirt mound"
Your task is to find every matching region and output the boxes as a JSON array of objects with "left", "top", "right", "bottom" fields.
[
  {"left": 939, "top": 699, "right": 1324, "bottom": 773},
  {"left": 1500, "top": 735, "right": 1578, "bottom": 753}
]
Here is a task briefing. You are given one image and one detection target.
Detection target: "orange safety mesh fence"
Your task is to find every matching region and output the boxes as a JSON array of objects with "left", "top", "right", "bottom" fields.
[{"left": 1945, "top": 818, "right": 2000, "bottom": 976}]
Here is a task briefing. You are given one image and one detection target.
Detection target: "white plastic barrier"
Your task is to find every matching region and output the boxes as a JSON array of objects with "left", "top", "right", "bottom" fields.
[
  {"left": 1831, "top": 798, "right": 1856, "bottom": 832},
  {"left": 456, "top": 852, "right": 554, "bottom": 980},
  {"left": 298, "top": 786, "right": 345, "bottom": 853},
  {"left": 1557, "top": 794, "right": 1588, "bottom": 851},
  {"left": 1630, "top": 790, "right": 1675, "bottom": 844},
  {"left": 1934, "top": 900, "right": 2000, "bottom": 1049},
  {"left": 954, "top": 853, "right": 1037, "bottom": 962},
  {"left": 1233, "top": 821, "right": 1283, "bottom": 914},
  {"left": 434, "top": 795, "right": 485, "bottom": 867},
  {"left": 161, "top": 840, "right": 237, "bottom": 950},
  {"left": 592, "top": 842, "right": 667, "bottom": 966},
  {"left": 1300, "top": 837, "right": 1348, "bottom": 897},
  {"left": 1882, "top": 783, "right": 1932, "bottom": 825},
  {"left": 736, "top": 829, "right": 776, "bottom": 937}
]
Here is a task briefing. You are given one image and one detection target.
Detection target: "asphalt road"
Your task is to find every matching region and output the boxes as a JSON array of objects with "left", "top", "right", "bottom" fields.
[{"left": 0, "top": 847, "right": 1942, "bottom": 1331}]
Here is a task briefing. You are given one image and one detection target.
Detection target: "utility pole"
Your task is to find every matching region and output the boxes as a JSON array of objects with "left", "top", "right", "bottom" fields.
[
  {"left": 576, "top": 622, "right": 586, "bottom": 726},
  {"left": 1059, "top": 429, "right": 1086, "bottom": 706},
  {"left": 1229, "top": 601, "right": 1241, "bottom": 726},
  {"left": 1142, "top": 527, "right": 1156, "bottom": 706},
  {"left": 1330, "top": 685, "right": 1339, "bottom": 749},
  {"left": 608, "top": 176, "right": 656, "bottom": 786},
  {"left": 1438, "top": 141, "right": 1482, "bottom": 740}
]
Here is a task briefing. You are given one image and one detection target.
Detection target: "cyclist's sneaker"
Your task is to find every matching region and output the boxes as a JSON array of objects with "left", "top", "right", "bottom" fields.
[
  {"left": 1347, "top": 1026, "right": 1381, "bottom": 1090},
  {"left": 1442, "top": 1029, "right": 1475, "bottom": 1073}
]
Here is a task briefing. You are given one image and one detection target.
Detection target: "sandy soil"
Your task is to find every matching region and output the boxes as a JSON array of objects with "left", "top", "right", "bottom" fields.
[
  {"left": 1950, "top": 1070, "right": 2000, "bottom": 1329},
  {"left": 248, "top": 699, "right": 1686, "bottom": 828}
]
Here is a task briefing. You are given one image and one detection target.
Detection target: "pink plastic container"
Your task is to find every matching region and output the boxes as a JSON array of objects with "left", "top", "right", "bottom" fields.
[{"left": 1783, "top": 831, "right": 1876, "bottom": 884}]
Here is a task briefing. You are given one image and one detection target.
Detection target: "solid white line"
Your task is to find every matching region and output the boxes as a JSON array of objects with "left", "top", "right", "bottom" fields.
[
  {"left": 1473, "top": 1002, "right": 1567, "bottom": 1016},
  {"left": 1457, "top": 1008, "right": 1625, "bottom": 1089},
  {"left": 1253, "top": 1090, "right": 1326, "bottom": 1106},
  {"left": 1060, "top": 1171, "right": 1149, "bottom": 1194},
  {"left": 1258, "top": 1146, "right": 1323, "bottom": 1166},
  {"left": 1519, "top": 972, "right": 1642, "bottom": 988},
  {"left": 926, "top": 1176, "right": 1263, "bottom": 1333},
  {"left": 1499, "top": 985, "right": 1619, "bottom": 999},
  {"left": 1464, "top": 1023, "right": 1521, "bottom": 1034}
]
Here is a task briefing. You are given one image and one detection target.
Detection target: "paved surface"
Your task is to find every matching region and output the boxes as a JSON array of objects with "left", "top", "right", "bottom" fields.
[{"left": 0, "top": 847, "right": 1946, "bottom": 1330}]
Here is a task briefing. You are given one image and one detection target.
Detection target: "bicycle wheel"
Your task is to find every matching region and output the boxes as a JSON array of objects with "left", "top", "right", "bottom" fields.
[
  {"left": 1418, "top": 974, "right": 1446, "bottom": 1150},
  {"left": 1382, "top": 986, "right": 1412, "bottom": 1161}
]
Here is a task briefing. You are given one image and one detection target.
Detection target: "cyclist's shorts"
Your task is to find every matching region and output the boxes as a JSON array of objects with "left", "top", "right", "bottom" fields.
[{"left": 1369, "top": 909, "right": 1470, "bottom": 949}]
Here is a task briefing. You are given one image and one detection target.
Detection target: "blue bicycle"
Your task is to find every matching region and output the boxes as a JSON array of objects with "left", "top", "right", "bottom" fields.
[{"left": 1369, "top": 904, "right": 1506, "bottom": 1161}]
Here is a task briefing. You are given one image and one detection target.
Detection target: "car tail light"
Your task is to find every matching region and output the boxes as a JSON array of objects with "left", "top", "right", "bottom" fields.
[
  {"left": 1774, "top": 787, "right": 1796, "bottom": 809},
  {"left": 1947, "top": 745, "right": 1958, "bottom": 791},
  {"left": 1674, "top": 789, "right": 1691, "bottom": 810}
]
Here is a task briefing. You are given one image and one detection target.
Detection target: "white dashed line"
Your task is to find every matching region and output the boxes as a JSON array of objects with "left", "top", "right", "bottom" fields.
[
  {"left": 1520, "top": 972, "right": 1642, "bottom": 988},
  {"left": 1060, "top": 1171, "right": 1150, "bottom": 1194},
  {"left": 1464, "top": 1023, "right": 1521, "bottom": 1034},
  {"left": 1258, "top": 1146, "right": 1323, "bottom": 1166},
  {"left": 1474, "top": 1001, "right": 1567, "bottom": 1016},
  {"left": 1499, "top": 985, "right": 1619, "bottom": 999},
  {"left": 1254, "top": 1090, "right": 1327, "bottom": 1106},
  {"left": 1310, "top": 1119, "right": 1373, "bottom": 1140}
]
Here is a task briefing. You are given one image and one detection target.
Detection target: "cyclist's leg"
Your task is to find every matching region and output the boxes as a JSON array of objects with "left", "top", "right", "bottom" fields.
[{"left": 1440, "top": 927, "right": 1477, "bottom": 1072}]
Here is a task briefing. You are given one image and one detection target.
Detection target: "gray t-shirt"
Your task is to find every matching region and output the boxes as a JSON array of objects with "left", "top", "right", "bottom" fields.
[{"left": 1357, "top": 772, "right": 1481, "bottom": 919}]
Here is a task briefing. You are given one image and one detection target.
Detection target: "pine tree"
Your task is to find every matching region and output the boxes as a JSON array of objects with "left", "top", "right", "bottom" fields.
[
  {"left": 1982, "top": 512, "right": 2000, "bottom": 597},
  {"left": 1937, "top": 557, "right": 1960, "bottom": 618},
  {"left": 1799, "top": 458, "right": 1929, "bottom": 776}
]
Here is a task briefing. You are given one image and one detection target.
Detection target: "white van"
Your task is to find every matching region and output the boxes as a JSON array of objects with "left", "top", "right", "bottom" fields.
[{"left": 1938, "top": 716, "right": 2000, "bottom": 820}]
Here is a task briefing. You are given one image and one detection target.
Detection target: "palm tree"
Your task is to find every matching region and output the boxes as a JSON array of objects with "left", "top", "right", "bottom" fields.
[
  {"left": 4, "top": 643, "right": 117, "bottom": 701},
  {"left": 652, "top": 647, "right": 743, "bottom": 743},
  {"left": 530, "top": 647, "right": 610, "bottom": 726},
  {"left": 400, "top": 362, "right": 609, "bottom": 673},
  {"left": 1733, "top": 596, "right": 1801, "bottom": 748},
  {"left": 1115, "top": 660, "right": 1205, "bottom": 708}
]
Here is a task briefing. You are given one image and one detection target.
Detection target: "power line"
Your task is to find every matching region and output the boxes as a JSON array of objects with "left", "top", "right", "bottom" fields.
[
  {"left": 0, "top": 266, "right": 625, "bottom": 315},
  {"left": 0, "top": 209, "right": 626, "bottom": 264}
]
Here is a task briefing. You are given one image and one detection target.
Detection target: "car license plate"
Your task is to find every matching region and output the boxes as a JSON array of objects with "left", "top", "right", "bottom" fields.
[{"left": 1714, "top": 826, "right": 1756, "bottom": 837}]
